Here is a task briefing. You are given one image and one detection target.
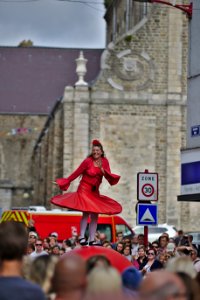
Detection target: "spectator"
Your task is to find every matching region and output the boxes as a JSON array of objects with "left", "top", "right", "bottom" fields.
[
  {"left": 140, "top": 247, "right": 163, "bottom": 276},
  {"left": 176, "top": 271, "right": 200, "bottom": 300},
  {"left": 131, "top": 235, "right": 139, "bottom": 258},
  {"left": 94, "top": 231, "right": 101, "bottom": 243},
  {"left": 174, "top": 229, "right": 184, "bottom": 246},
  {"left": 30, "top": 239, "right": 48, "bottom": 258},
  {"left": 115, "top": 241, "right": 124, "bottom": 254},
  {"left": 163, "top": 241, "right": 178, "bottom": 261},
  {"left": 123, "top": 237, "right": 132, "bottom": 247},
  {"left": 26, "top": 254, "right": 58, "bottom": 299},
  {"left": 123, "top": 244, "right": 133, "bottom": 262},
  {"left": 165, "top": 256, "right": 197, "bottom": 279},
  {"left": 84, "top": 265, "right": 123, "bottom": 300},
  {"left": 27, "top": 243, "right": 35, "bottom": 255},
  {"left": 49, "top": 232, "right": 58, "bottom": 240},
  {"left": 138, "top": 234, "right": 145, "bottom": 246},
  {"left": 70, "top": 232, "right": 79, "bottom": 246},
  {"left": 190, "top": 249, "right": 200, "bottom": 273},
  {"left": 135, "top": 245, "right": 148, "bottom": 269},
  {"left": 59, "top": 247, "right": 66, "bottom": 256},
  {"left": 157, "top": 235, "right": 169, "bottom": 255},
  {"left": 158, "top": 253, "right": 171, "bottom": 267},
  {"left": 43, "top": 237, "right": 50, "bottom": 249},
  {"left": 27, "top": 219, "right": 37, "bottom": 234},
  {"left": 99, "top": 232, "right": 107, "bottom": 245},
  {"left": 28, "top": 231, "right": 38, "bottom": 245},
  {"left": 116, "top": 231, "right": 123, "bottom": 242},
  {"left": 112, "top": 231, "right": 124, "bottom": 250},
  {"left": 86, "top": 255, "right": 111, "bottom": 274},
  {"left": 121, "top": 266, "right": 142, "bottom": 298},
  {"left": 176, "top": 235, "right": 194, "bottom": 256},
  {"left": 139, "top": 270, "right": 188, "bottom": 300},
  {"left": 49, "top": 236, "right": 57, "bottom": 248},
  {"left": 188, "top": 235, "right": 200, "bottom": 256},
  {"left": 62, "top": 239, "right": 73, "bottom": 251},
  {"left": 102, "top": 240, "right": 112, "bottom": 248},
  {"left": 0, "top": 221, "right": 46, "bottom": 300},
  {"left": 51, "top": 245, "right": 60, "bottom": 256},
  {"left": 51, "top": 253, "right": 87, "bottom": 300},
  {"left": 151, "top": 241, "right": 159, "bottom": 251}
]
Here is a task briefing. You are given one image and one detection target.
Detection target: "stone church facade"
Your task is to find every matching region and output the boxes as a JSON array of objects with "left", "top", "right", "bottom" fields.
[
  {"left": 1, "top": 1, "right": 198, "bottom": 230},
  {"left": 31, "top": 1, "right": 198, "bottom": 230}
]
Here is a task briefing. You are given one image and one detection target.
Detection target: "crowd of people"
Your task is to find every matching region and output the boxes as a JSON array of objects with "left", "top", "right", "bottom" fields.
[
  {"left": 1, "top": 219, "right": 200, "bottom": 300},
  {"left": 1, "top": 140, "right": 200, "bottom": 299}
]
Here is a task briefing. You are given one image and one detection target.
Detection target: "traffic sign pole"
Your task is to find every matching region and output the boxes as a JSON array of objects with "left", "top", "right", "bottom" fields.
[{"left": 144, "top": 225, "right": 148, "bottom": 247}]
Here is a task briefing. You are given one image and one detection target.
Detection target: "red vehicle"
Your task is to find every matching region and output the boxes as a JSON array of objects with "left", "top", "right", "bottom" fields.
[{"left": 1, "top": 207, "right": 134, "bottom": 242}]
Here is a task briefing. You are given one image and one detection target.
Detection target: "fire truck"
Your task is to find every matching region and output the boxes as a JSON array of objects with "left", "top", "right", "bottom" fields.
[{"left": 0, "top": 206, "right": 134, "bottom": 242}]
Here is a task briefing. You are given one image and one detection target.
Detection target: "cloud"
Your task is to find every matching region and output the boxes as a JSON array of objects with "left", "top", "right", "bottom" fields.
[{"left": 0, "top": 0, "right": 106, "bottom": 48}]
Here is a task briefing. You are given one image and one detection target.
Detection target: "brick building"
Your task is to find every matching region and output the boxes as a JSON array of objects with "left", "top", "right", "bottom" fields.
[{"left": 1, "top": 1, "right": 197, "bottom": 230}]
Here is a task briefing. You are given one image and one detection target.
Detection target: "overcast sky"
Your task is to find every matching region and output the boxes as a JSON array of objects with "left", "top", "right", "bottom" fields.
[{"left": 0, "top": 0, "right": 106, "bottom": 48}]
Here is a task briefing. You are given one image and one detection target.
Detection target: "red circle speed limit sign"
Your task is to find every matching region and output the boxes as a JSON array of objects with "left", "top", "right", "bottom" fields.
[
  {"left": 142, "top": 183, "right": 154, "bottom": 197},
  {"left": 137, "top": 172, "right": 158, "bottom": 201}
]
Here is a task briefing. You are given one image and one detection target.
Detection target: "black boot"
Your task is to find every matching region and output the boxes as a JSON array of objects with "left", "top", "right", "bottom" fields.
[
  {"left": 89, "top": 240, "right": 101, "bottom": 246},
  {"left": 78, "top": 238, "right": 88, "bottom": 246}
]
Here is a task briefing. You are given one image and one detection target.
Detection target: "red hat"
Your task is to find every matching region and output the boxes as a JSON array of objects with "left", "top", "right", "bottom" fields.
[{"left": 92, "top": 139, "right": 102, "bottom": 146}]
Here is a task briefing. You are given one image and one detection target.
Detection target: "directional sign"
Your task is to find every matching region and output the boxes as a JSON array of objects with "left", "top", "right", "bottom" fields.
[
  {"left": 137, "top": 203, "right": 158, "bottom": 225},
  {"left": 137, "top": 172, "right": 158, "bottom": 201}
]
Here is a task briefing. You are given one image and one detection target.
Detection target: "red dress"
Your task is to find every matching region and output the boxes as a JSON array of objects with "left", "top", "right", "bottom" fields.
[{"left": 50, "top": 157, "right": 122, "bottom": 214}]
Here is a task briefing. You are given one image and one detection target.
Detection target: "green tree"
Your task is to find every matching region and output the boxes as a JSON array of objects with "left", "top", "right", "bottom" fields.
[{"left": 18, "top": 40, "right": 34, "bottom": 47}]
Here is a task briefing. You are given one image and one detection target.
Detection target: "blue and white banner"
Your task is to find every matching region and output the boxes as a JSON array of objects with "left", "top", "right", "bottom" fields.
[{"left": 181, "top": 148, "right": 200, "bottom": 195}]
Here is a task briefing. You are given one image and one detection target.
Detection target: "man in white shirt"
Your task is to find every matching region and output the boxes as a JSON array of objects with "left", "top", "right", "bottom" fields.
[{"left": 30, "top": 239, "right": 48, "bottom": 258}]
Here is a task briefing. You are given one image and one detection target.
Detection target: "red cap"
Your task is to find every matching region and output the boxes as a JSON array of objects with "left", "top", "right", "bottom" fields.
[{"left": 92, "top": 139, "right": 102, "bottom": 146}]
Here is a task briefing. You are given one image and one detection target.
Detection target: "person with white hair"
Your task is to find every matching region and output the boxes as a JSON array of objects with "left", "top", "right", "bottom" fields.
[
  {"left": 165, "top": 255, "right": 197, "bottom": 279},
  {"left": 84, "top": 265, "right": 124, "bottom": 300}
]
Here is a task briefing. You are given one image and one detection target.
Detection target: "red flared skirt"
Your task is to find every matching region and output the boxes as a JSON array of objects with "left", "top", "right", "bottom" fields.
[{"left": 50, "top": 181, "right": 122, "bottom": 215}]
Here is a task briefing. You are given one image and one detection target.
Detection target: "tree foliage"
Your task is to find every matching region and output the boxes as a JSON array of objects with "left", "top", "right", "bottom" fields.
[{"left": 18, "top": 40, "right": 34, "bottom": 47}]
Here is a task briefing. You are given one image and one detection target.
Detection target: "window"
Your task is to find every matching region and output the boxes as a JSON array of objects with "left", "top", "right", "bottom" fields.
[{"left": 116, "top": 224, "right": 133, "bottom": 237}]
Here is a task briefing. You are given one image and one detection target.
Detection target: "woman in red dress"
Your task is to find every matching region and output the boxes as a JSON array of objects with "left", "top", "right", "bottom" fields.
[{"left": 51, "top": 140, "right": 122, "bottom": 246}]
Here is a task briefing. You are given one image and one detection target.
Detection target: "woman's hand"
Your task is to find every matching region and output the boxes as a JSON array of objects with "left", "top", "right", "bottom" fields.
[{"left": 141, "top": 268, "right": 147, "bottom": 275}]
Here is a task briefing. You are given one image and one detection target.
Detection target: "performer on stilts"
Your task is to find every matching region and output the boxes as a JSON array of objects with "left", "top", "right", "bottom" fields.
[{"left": 50, "top": 139, "right": 122, "bottom": 246}]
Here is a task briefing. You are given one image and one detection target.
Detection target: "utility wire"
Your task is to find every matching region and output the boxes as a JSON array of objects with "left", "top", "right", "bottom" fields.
[{"left": 0, "top": 0, "right": 39, "bottom": 2}]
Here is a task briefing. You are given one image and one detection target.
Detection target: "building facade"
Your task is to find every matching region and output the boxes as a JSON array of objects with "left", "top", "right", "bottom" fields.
[{"left": 31, "top": 1, "right": 198, "bottom": 229}]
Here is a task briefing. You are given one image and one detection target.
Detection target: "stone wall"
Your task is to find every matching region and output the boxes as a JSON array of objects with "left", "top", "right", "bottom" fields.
[{"left": 0, "top": 114, "right": 46, "bottom": 208}]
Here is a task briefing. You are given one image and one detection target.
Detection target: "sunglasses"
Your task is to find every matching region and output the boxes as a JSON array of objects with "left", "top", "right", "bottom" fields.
[
  {"left": 147, "top": 252, "right": 155, "bottom": 255},
  {"left": 36, "top": 244, "right": 42, "bottom": 246}
]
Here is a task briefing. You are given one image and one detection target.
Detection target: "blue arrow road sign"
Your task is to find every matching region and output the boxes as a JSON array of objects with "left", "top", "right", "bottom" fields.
[{"left": 137, "top": 203, "right": 158, "bottom": 225}]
